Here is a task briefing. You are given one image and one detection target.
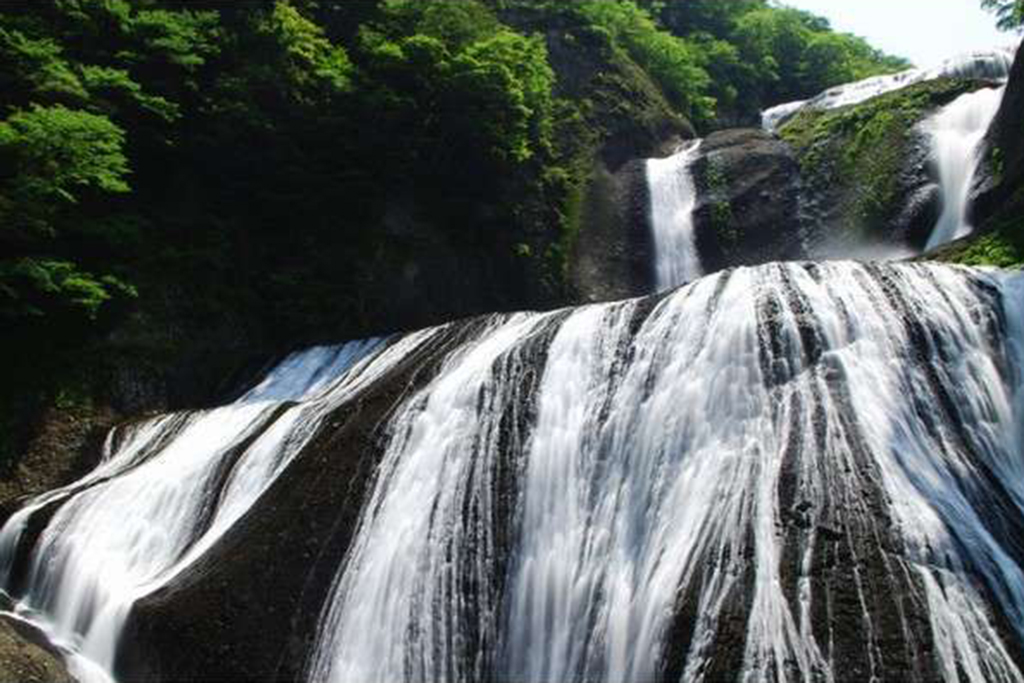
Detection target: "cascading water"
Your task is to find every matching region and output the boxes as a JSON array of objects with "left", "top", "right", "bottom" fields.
[
  {"left": 923, "top": 85, "right": 1006, "bottom": 249},
  {"left": 0, "top": 332, "right": 440, "bottom": 683},
  {"left": 5, "top": 259, "right": 1024, "bottom": 682},
  {"left": 762, "top": 46, "right": 1016, "bottom": 131},
  {"left": 298, "top": 261, "right": 1024, "bottom": 683},
  {"left": 759, "top": 44, "right": 1017, "bottom": 255},
  {"left": 646, "top": 140, "right": 703, "bottom": 292}
]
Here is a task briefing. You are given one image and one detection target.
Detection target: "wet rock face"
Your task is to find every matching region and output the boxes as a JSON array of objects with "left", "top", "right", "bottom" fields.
[
  {"left": 0, "top": 406, "right": 115, "bottom": 527},
  {"left": 0, "top": 618, "right": 72, "bottom": 683},
  {"left": 689, "top": 128, "right": 805, "bottom": 273},
  {"left": 7, "top": 262, "right": 1024, "bottom": 683},
  {"left": 974, "top": 43, "right": 1024, "bottom": 226},
  {"left": 892, "top": 158, "right": 943, "bottom": 248},
  {"left": 118, "top": 323, "right": 484, "bottom": 683},
  {"left": 802, "top": 126, "right": 940, "bottom": 254},
  {"left": 570, "top": 159, "right": 656, "bottom": 302}
]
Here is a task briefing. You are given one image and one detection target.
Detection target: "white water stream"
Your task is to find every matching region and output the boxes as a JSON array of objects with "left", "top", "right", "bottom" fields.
[
  {"left": 307, "top": 261, "right": 1024, "bottom": 683},
  {"left": 759, "top": 45, "right": 1017, "bottom": 254},
  {"left": 3, "top": 262, "right": 1024, "bottom": 682},
  {"left": 0, "top": 332, "right": 440, "bottom": 682},
  {"left": 646, "top": 140, "right": 703, "bottom": 292},
  {"left": 923, "top": 85, "right": 1006, "bottom": 250},
  {"left": 762, "top": 47, "right": 1016, "bottom": 131}
]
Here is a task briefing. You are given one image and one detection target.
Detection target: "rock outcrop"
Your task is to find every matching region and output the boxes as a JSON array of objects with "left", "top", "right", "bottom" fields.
[
  {"left": 778, "top": 77, "right": 993, "bottom": 256},
  {"left": 973, "top": 42, "right": 1024, "bottom": 226},
  {"left": 689, "top": 128, "right": 804, "bottom": 273},
  {"left": 0, "top": 618, "right": 72, "bottom": 683},
  {"left": 570, "top": 160, "right": 656, "bottom": 302}
]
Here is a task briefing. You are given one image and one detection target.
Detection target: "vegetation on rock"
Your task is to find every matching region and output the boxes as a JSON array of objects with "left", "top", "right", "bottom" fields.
[
  {"left": 933, "top": 219, "right": 1024, "bottom": 268},
  {"left": 779, "top": 78, "right": 992, "bottom": 241}
]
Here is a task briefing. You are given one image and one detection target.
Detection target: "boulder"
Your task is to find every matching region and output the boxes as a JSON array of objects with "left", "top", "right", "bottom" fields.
[
  {"left": 118, "top": 321, "right": 501, "bottom": 682},
  {"left": 778, "top": 77, "right": 994, "bottom": 256},
  {"left": 0, "top": 618, "right": 72, "bottom": 683},
  {"left": 690, "top": 128, "right": 804, "bottom": 273}
]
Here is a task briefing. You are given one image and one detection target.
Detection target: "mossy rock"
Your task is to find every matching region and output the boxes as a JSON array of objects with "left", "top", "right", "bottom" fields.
[
  {"left": 927, "top": 187, "right": 1024, "bottom": 268},
  {"left": 779, "top": 77, "right": 998, "bottom": 253}
]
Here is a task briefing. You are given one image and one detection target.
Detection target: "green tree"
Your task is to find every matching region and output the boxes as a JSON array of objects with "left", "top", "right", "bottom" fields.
[
  {"left": 415, "top": 1, "right": 501, "bottom": 48},
  {"left": 0, "top": 104, "right": 130, "bottom": 240},
  {"left": 451, "top": 29, "right": 555, "bottom": 163},
  {"left": 733, "top": 6, "right": 908, "bottom": 107},
  {"left": 576, "top": 1, "right": 714, "bottom": 125},
  {"left": 0, "top": 258, "right": 134, "bottom": 323},
  {"left": 982, "top": 0, "right": 1024, "bottom": 30},
  {"left": 0, "top": 104, "right": 135, "bottom": 330},
  {"left": 354, "top": 14, "right": 554, "bottom": 172},
  {"left": 257, "top": 1, "right": 353, "bottom": 98},
  {"left": 642, "top": 0, "right": 762, "bottom": 40}
]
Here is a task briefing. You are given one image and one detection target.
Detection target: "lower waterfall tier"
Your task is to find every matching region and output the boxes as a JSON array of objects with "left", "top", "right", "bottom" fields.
[{"left": 3, "top": 261, "right": 1024, "bottom": 683}]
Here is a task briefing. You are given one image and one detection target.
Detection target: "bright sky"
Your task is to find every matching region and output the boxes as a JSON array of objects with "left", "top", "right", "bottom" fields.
[{"left": 779, "top": 0, "right": 1015, "bottom": 68}]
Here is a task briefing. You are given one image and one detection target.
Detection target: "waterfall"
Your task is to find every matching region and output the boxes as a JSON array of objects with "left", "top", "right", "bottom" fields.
[
  {"left": 762, "top": 46, "right": 1016, "bottom": 132},
  {"left": 306, "top": 312, "right": 563, "bottom": 683},
  {"left": 646, "top": 140, "right": 703, "bottom": 292},
  {"left": 305, "top": 261, "right": 1024, "bottom": 683},
  {"left": 4, "top": 263, "right": 1024, "bottom": 682},
  {"left": 923, "top": 85, "right": 1006, "bottom": 250},
  {"left": 0, "top": 333, "right": 439, "bottom": 683},
  {"left": 758, "top": 44, "right": 1016, "bottom": 254}
]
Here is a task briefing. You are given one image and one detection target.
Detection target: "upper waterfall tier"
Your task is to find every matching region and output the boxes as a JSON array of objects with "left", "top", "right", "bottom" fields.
[
  {"left": 923, "top": 85, "right": 1007, "bottom": 249},
  {"left": 647, "top": 141, "right": 704, "bottom": 292},
  {"left": 763, "top": 45, "right": 1017, "bottom": 131}
]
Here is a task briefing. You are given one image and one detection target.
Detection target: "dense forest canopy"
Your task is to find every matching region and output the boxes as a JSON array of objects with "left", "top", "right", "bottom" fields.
[{"left": 0, "top": 0, "right": 913, "bottom": 460}]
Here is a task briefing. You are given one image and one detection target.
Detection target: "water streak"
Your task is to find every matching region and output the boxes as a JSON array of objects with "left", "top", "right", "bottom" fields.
[
  {"left": 0, "top": 332, "right": 438, "bottom": 683},
  {"left": 309, "top": 262, "right": 1024, "bottom": 683},
  {"left": 647, "top": 140, "right": 703, "bottom": 292},
  {"left": 307, "top": 312, "right": 560, "bottom": 683},
  {"left": 923, "top": 85, "right": 1006, "bottom": 250},
  {"left": 4, "top": 261, "right": 1024, "bottom": 683}
]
